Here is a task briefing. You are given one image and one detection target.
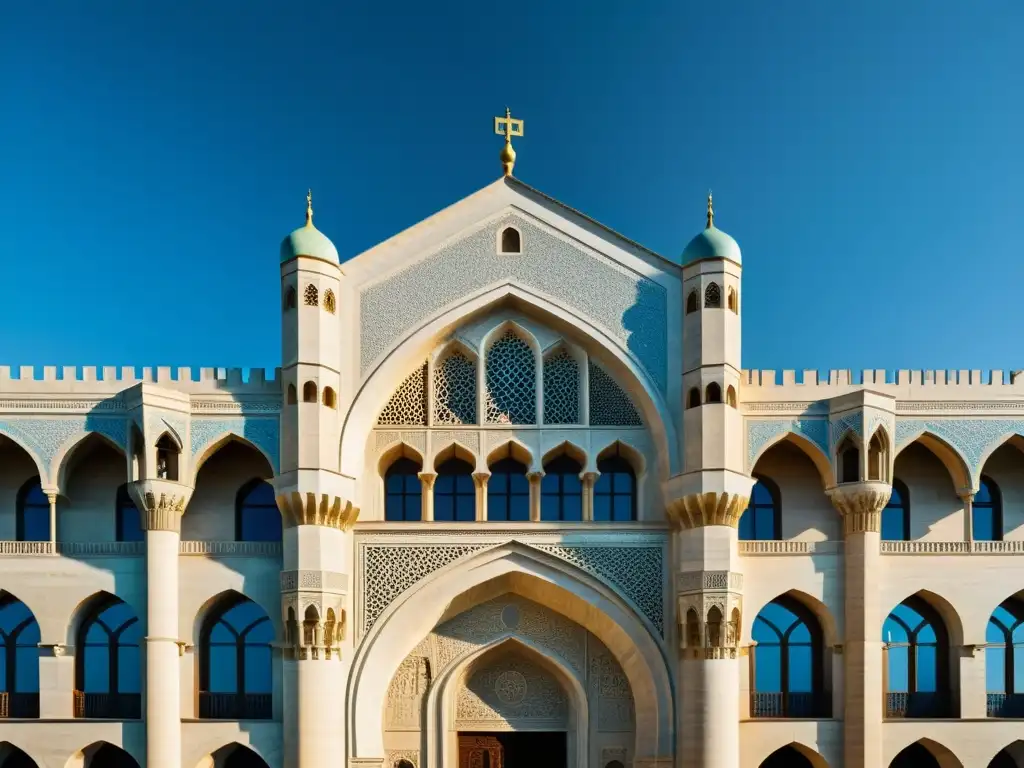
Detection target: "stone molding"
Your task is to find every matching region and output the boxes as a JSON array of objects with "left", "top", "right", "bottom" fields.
[
  {"left": 280, "top": 570, "right": 349, "bottom": 593},
  {"left": 826, "top": 481, "right": 892, "bottom": 535},
  {"left": 665, "top": 491, "right": 749, "bottom": 530},
  {"left": 128, "top": 479, "right": 193, "bottom": 533},
  {"left": 276, "top": 492, "right": 359, "bottom": 530},
  {"left": 676, "top": 570, "right": 743, "bottom": 594}
]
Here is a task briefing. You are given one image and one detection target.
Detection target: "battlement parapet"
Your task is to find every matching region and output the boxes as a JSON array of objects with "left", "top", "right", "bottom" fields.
[
  {"left": 0, "top": 366, "right": 282, "bottom": 394},
  {"left": 743, "top": 369, "right": 1024, "bottom": 391}
]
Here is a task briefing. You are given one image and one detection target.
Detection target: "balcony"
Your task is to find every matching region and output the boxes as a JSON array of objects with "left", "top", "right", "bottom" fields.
[
  {"left": 0, "top": 692, "right": 39, "bottom": 718},
  {"left": 73, "top": 691, "right": 141, "bottom": 719},
  {"left": 885, "top": 691, "right": 949, "bottom": 718},
  {"left": 988, "top": 693, "right": 1024, "bottom": 718},
  {"left": 750, "top": 692, "right": 830, "bottom": 718},
  {"left": 198, "top": 692, "right": 273, "bottom": 720}
]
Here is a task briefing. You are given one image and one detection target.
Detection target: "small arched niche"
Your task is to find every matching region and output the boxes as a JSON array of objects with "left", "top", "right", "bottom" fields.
[{"left": 498, "top": 226, "right": 522, "bottom": 254}]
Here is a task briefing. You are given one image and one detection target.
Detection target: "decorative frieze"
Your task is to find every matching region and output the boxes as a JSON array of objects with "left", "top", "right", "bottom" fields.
[
  {"left": 665, "top": 492, "right": 749, "bottom": 530},
  {"left": 280, "top": 570, "right": 349, "bottom": 593},
  {"left": 676, "top": 570, "right": 743, "bottom": 593},
  {"left": 826, "top": 481, "right": 892, "bottom": 535},
  {"left": 128, "top": 479, "right": 193, "bottom": 533},
  {"left": 276, "top": 492, "right": 359, "bottom": 530}
]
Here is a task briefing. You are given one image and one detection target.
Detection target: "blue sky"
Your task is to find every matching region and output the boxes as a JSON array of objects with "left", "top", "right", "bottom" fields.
[{"left": 1, "top": 1, "right": 1021, "bottom": 372}]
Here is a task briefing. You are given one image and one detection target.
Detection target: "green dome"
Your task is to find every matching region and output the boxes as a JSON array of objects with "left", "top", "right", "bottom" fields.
[
  {"left": 681, "top": 226, "right": 741, "bottom": 265},
  {"left": 280, "top": 223, "right": 339, "bottom": 264}
]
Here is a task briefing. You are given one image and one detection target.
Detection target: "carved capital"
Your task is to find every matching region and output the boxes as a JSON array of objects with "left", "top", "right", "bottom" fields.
[
  {"left": 128, "top": 479, "right": 193, "bottom": 533},
  {"left": 39, "top": 643, "right": 68, "bottom": 658},
  {"left": 417, "top": 471, "right": 437, "bottom": 490},
  {"left": 826, "top": 481, "right": 891, "bottom": 535},
  {"left": 665, "top": 491, "right": 749, "bottom": 530},
  {"left": 276, "top": 492, "right": 359, "bottom": 530}
]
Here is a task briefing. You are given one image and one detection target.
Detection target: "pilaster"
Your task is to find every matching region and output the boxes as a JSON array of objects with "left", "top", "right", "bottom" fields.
[{"left": 418, "top": 472, "right": 437, "bottom": 521}]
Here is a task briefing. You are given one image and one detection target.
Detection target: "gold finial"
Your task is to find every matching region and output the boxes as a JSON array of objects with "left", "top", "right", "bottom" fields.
[
  {"left": 305, "top": 189, "right": 314, "bottom": 227},
  {"left": 494, "top": 106, "right": 524, "bottom": 177},
  {"left": 706, "top": 191, "right": 714, "bottom": 229}
]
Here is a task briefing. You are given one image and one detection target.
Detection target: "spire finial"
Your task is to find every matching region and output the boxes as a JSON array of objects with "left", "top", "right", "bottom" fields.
[
  {"left": 494, "top": 106, "right": 524, "bottom": 177},
  {"left": 305, "top": 189, "right": 314, "bottom": 227},
  {"left": 706, "top": 190, "right": 714, "bottom": 229}
]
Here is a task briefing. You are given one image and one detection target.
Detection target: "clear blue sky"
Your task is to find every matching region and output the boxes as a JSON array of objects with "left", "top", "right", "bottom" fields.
[{"left": 1, "top": 1, "right": 1022, "bottom": 372}]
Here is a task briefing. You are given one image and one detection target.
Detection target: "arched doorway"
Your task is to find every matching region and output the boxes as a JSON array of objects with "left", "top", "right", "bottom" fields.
[
  {"left": 760, "top": 745, "right": 815, "bottom": 768},
  {"left": 889, "top": 742, "right": 942, "bottom": 768},
  {"left": 66, "top": 742, "right": 140, "bottom": 768},
  {"left": 0, "top": 744, "right": 37, "bottom": 768}
]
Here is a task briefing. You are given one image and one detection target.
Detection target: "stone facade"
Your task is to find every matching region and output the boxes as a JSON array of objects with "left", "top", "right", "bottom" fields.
[{"left": 0, "top": 175, "right": 1020, "bottom": 768}]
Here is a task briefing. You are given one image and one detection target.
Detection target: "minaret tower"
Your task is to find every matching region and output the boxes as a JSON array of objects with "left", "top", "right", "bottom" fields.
[
  {"left": 277, "top": 192, "right": 356, "bottom": 768},
  {"left": 666, "top": 194, "right": 753, "bottom": 768}
]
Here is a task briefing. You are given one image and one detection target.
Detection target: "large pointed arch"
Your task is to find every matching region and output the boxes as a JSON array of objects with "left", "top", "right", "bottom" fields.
[
  {"left": 190, "top": 433, "right": 275, "bottom": 487},
  {"left": 756, "top": 742, "right": 832, "bottom": 768},
  {"left": 749, "top": 432, "right": 832, "bottom": 489},
  {"left": 0, "top": 433, "right": 47, "bottom": 491},
  {"left": 53, "top": 431, "right": 127, "bottom": 494},
  {"left": 886, "top": 737, "right": 963, "bottom": 768},
  {"left": 894, "top": 431, "right": 972, "bottom": 493},
  {"left": 976, "top": 433, "right": 1024, "bottom": 483},
  {"left": 745, "top": 588, "right": 840, "bottom": 647},
  {"left": 347, "top": 542, "right": 673, "bottom": 763},
  {"left": 64, "top": 741, "right": 140, "bottom": 768},
  {"left": 343, "top": 285, "right": 676, "bottom": 479}
]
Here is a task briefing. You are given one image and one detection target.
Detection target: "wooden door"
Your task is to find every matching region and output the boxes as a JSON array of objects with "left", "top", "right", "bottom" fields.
[{"left": 458, "top": 734, "right": 503, "bottom": 768}]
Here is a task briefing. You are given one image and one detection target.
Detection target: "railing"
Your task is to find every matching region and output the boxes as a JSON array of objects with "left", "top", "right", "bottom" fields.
[
  {"left": 198, "top": 692, "right": 273, "bottom": 719},
  {"left": 739, "top": 541, "right": 843, "bottom": 555},
  {"left": 885, "top": 691, "right": 949, "bottom": 718},
  {"left": 0, "top": 541, "right": 54, "bottom": 555},
  {"left": 749, "top": 692, "right": 830, "bottom": 718},
  {"left": 73, "top": 691, "right": 141, "bottom": 719},
  {"left": 57, "top": 542, "right": 145, "bottom": 556},
  {"left": 0, "top": 541, "right": 281, "bottom": 557},
  {"left": 0, "top": 692, "right": 39, "bottom": 718},
  {"left": 179, "top": 541, "right": 282, "bottom": 556},
  {"left": 881, "top": 540, "right": 1024, "bottom": 554},
  {"left": 987, "top": 693, "right": 1024, "bottom": 717}
]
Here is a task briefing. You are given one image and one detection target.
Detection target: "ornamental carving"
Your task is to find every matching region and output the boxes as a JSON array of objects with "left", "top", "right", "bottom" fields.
[
  {"left": 895, "top": 418, "right": 1024, "bottom": 483},
  {"left": 542, "top": 348, "right": 580, "bottom": 425},
  {"left": 665, "top": 492, "right": 749, "bottom": 531},
  {"left": 385, "top": 654, "right": 431, "bottom": 729},
  {"left": 378, "top": 364, "right": 428, "bottom": 426},
  {"left": 0, "top": 417, "right": 127, "bottom": 480},
  {"left": 826, "top": 481, "right": 892, "bottom": 535},
  {"left": 484, "top": 330, "right": 536, "bottom": 425},
  {"left": 746, "top": 418, "right": 829, "bottom": 470},
  {"left": 189, "top": 416, "right": 279, "bottom": 471},
  {"left": 677, "top": 570, "right": 743, "bottom": 593},
  {"left": 456, "top": 654, "right": 567, "bottom": 728},
  {"left": 589, "top": 361, "right": 643, "bottom": 426},
  {"left": 679, "top": 594, "right": 742, "bottom": 661},
  {"left": 589, "top": 647, "right": 635, "bottom": 732}
]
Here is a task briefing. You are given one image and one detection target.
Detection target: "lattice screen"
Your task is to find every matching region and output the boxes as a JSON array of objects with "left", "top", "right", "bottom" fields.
[
  {"left": 433, "top": 350, "right": 478, "bottom": 425},
  {"left": 485, "top": 331, "right": 536, "bottom": 424},
  {"left": 543, "top": 348, "right": 580, "bottom": 424},
  {"left": 377, "top": 363, "right": 428, "bottom": 426},
  {"left": 588, "top": 361, "right": 643, "bottom": 426}
]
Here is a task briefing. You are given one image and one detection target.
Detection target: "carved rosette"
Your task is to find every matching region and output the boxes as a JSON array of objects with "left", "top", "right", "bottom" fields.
[
  {"left": 276, "top": 492, "right": 359, "bottom": 530},
  {"left": 826, "top": 480, "right": 892, "bottom": 536},
  {"left": 665, "top": 491, "right": 749, "bottom": 530},
  {"left": 128, "top": 479, "right": 193, "bottom": 533}
]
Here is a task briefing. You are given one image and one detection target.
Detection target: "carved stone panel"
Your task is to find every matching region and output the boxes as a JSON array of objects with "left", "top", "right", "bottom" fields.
[{"left": 455, "top": 654, "right": 568, "bottom": 730}]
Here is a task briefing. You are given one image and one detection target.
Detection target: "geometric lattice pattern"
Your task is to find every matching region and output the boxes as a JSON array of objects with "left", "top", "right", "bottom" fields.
[
  {"left": 588, "top": 362, "right": 642, "bottom": 427},
  {"left": 434, "top": 350, "right": 477, "bottom": 425},
  {"left": 543, "top": 348, "right": 579, "bottom": 424},
  {"left": 485, "top": 330, "right": 536, "bottom": 424},
  {"left": 377, "top": 363, "right": 428, "bottom": 426}
]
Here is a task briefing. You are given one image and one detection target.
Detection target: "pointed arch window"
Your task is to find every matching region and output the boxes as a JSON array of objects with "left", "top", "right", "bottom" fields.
[
  {"left": 487, "top": 449, "right": 530, "bottom": 522},
  {"left": 986, "top": 597, "right": 1024, "bottom": 717},
  {"left": 155, "top": 434, "right": 179, "bottom": 481},
  {"left": 115, "top": 485, "right": 143, "bottom": 543},
  {"left": 0, "top": 592, "right": 40, "bottom": 717},
  {"left": 322, "top": 386, "right": 337, "bottom": 409},
  {"left": 704, "top": 282, "right": 721, "bottom": 308},
  {"left": 594, "top": 445, "right": 636, "bottom": 521},
  {"left": 685, "top": 291, "right": 698, "bottom": 314},
  {"left": 384, "top": 457, "right": 423, "bottom": 522},
  {"left": 434, "top": 457, "right": 475, "bottom": 522},
  {"left": 739, "top": 477, "right": 780, "bottom": 541},
  {"left": 541, "top": 453, "right": 583, "bottom": 522},
  {"left": 16, "top": 478, "right": 48, "bottom": 542},
  {"left": 686, "top": 388, "right": 701, "bottom": 409},
  {"left": 75, "top": 597, "right": 141, "bottom": 719},
  {"left": 881, "top": 479, "right": 910, "bottom": 541},
  {"left": 323, "top": 289, "right": 336, "bottom": 314},
  {"left": 974, "top": 475, "right": 1003, "bottom": 541},
  {"left": 199, "top": 596, "right": 273, "bottom": 719},
  {"left": 726, "top": 385, "right": 737, "bottom": 408},
  {"left": 751, "top": 596, "right": 827, "bottom": 717},
  {"left": 705, "top": 382, "right": 722, "bottom": 404},
  {"left": 484, "top": 330, "right": 536, "bottom": 424},
  {"left": 236, "top": 479, "right": 281, "bottom": 542},
  {"left": 727, "top": 287, "right": 738, "bottom": 313},
  {"left": 283, "top": 286, "right": 297, "bottom": 310},
  {"left": 883, "top": 596, "right": 950, "bottom": 717},
  {"left": 302, "top": 381, "right": 317, "bottom": 403},
  {"left": 867, "top": 429, "right": 890, "bottom": 481},
  {"left": 837, "top": 436, "right": 860, "bottom": 484},
  {"left": 286, "top": 384, "right": 297, "bottom": 405},
  {"left": 303, "top": 284, "right": 318, "bottom": 306}
]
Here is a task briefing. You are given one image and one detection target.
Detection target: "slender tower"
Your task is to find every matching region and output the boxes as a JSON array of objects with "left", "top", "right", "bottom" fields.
[
  {"left": 667, "top": 194, "right": 752, "bottom": 768},
  {"left": 276, "top": 192, "right": 356, "bottom": 768}
]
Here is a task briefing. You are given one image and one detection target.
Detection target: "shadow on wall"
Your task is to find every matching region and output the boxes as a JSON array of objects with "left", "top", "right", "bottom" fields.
[{"left": 621, "top": 278, "right": 668, "bottom": 396}]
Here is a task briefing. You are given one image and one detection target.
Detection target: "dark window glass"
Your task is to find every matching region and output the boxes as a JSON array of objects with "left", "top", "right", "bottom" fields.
[
  {"left": 594, "top": 447, "right": 636, "bottom": 522},
  {"left": 0, "top": 593, "right": 40, "bottom": 694},
  {"left": 17, "top": 478, "right": 49, "bottom": 542},
  {"left": 384, "top": 457, "right": 423, "bottom": 521},
  {"left": 986, "top": 599, "right": 1024, "bottom": 694},
  {"left": 78, "top": 598, "right": 141, "bottom": 694},
  {"left": 883, "top": 597, "right": 947, "bottom": 695},
  {"left": 973, "top": 475, "right": 1003, "bottom": 541},
  {"left": 541, "top": 454, "right": 583, "bottom": 522},
  {"left": 434, "top": 458, "right": 475, "bottom": 522},
  {"left": 236, "top": 480, "right": 281, "bottom": 541},
  {"left": 116, "top": 485, "right": 144, "bottom": 542},
  {"left": 752, "top": 598, "right": 819, "bottom": 696},
  {"left": 881, "top": 479, "right": 910, "bottom": 541},
  {"left": 202, "top": 598, "right": 273, "bottom": 696},
  {"left": 739, "top": 479, "right": 780, "bottom": 541},
  {"left": 839, "top": 443, "right": 860, "bottom": 483},
  {"left": 487, "top": 457, "right": 529, "bottom": 522}
]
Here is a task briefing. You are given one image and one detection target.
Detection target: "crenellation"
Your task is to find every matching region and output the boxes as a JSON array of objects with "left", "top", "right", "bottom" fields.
[
  {"left": 744, "top": 368, "right": 1024, "bottom": 397},
  {"left": 0, "top": 365, "right": 281, "bottom": 396}
]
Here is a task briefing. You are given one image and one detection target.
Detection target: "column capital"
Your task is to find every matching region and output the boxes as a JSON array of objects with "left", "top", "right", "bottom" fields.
[
  {"left": 826, "top": 480, "right": 891, "bottom": 535},
  {"left": 665, "top": 491, "right": 749, "bottom": 530},
  {"left": 472, "top": 471, "right": 491, "bottom": 486},
  {"left": 417, "top": 471, "right": 438, "bottom": 489},
  {"left": 128, "top": 479, "right": 193, "bottom": 533},
  {"left": 277, "top": 492, "right": 359, "bottom": 530}
]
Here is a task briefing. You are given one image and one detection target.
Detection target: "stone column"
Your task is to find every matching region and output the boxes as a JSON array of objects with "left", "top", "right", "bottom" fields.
[
  {"left": 960, "top": 491, "right": 974, "bottom": 544},
  {"left": 667, "top": 490, "right": 748, "bottom": 768},
  {"left": 129, "top": 479, "right": 193, "bottom": 768},
  {"left": 580, "top": 471, "right": 599, "bottom": 521},
  {"left": 277, "top": 489, "right": 358, "bottom": 768},
  {"left": 827, "top": 481, "right": 890, "bottom": 768},
  {"left": 527, "top": 471, "right": 544, "bottom": 521},
  {"left": 418, "top": 472, "right": 436, "bottom": 521},
  {"left": 473, "top": 472, "right": 490, "bottom": 521},
  {"left": 46, "top": 491, "right": 57, "bottom": 548}
]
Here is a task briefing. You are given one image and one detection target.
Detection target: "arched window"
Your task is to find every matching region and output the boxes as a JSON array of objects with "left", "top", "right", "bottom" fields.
[
  {"left": 704, "top": 282, "right": 721, "bottom": 308},
  {"left": 751, "top": 596, "right": 827, "bottom": 717},
  {"left": 990, "top": 747, "right": 1024, "bottom": 768},
  {"left": 395, "top": 761, "right": 415, "bottom": 768},
  {"left": 434, "top": 457, "right": 475, "bottom": 522},
  {"left": 837, "top": 436, "right": 860, "bottom": 484},
  {"left": 986, "top": 597, "right": 1024, "bottom": 717},
  {"left": 705, "top": 382, "right": 722, "bottom": 404},
  {"left": 287, "top": 384, "right": 297, "bottom": 405},
  {"left": 889, "top": 743, "right": 942, "bottom": 768},
  {"left": 323, "top": 289, "right": 336, "bottom": 314},
  {"left": 974, "top": 475, "right": 1003, "bottom": 541},
  {"left": 883, "top": 596, "right": 950, "bottom": 717},
  {"left": 82, "top": 744, "right": 140, "bottom": 768},
  {"left": 75, "top": 596, "right": 141, "bottom": 719},
  {"left": 220, "top": 746, "right": 270, "bottom": 768},
  {"left": 487, "top": 451, "right": 530, "bottom": 522},
  {"left": 499, "top": 227, "right": 521, "bottom": 254},
  {"left": 303, "top": 284, "right": 318, "bottom": 306},
  {"left": 16, "top": 478, "right": 49, "bottom": 542},
  {"left": 155, "top": 434, "right": 179, "bottom": 481},
  {"left": 759, "top": 746, "right": 815, "bottom": 768},
  {"left": 235, "top": 479, "right": 281, "bottom": 542},
  {"left": 541, "top": 453, "right": 583, "bottom": 522},
  {"left": 283, "top": 286, "right": 297, "bottom": 310},
  {"left": 115, "top": 484, "right": 143, "bottom": 543},
  {"left": 727, "top": 287, "right": 738, "bottom": 313},
  {"left": 199, "top": 596, "right": 273, "bottom": 719},
  {"left": 881, "top": 479, "right": 910, "bottom": 541},
  {"left": 685, "top": 290, "right": 698, "bottom": 314},
  {"left": 384, "top": 457, "right": 422, "bottom": 522},
  {"left": 485, "top": 329, "right": 536, "bottom": 424},
  {"left": 322, "top": 386, "right": 337, "bottom": 409},
  {"left": 726, "top": 385, "right": 737, "bottom": 407},
  {"left": 739, "top": 477, "right": 780, "bottom": 541},
  {"left": 0, "top": 744, "right": 39, "bottom": 768},
  {"left": 687, "top": 388, "right": 701, "bottom": 409},
  {"left": 0, "top": 592, "right": 40, "bottom": 717},
  {"left": 867, "top": 429, "right": 889, "bottom": 481},
  {"left": 302, "top": 381, "right": 318, "bottom": 403},
  {"left": 594, "top": 445, "right": 636, "bottom": 521}
]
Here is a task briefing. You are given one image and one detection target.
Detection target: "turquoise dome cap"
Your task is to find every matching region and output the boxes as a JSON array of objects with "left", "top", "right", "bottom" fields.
[
  {"left": 681, "top": 193, "right": 741, "bottom": 265},
  {"left": 280, "top": 192, "right": 339, "bottom": 264}
]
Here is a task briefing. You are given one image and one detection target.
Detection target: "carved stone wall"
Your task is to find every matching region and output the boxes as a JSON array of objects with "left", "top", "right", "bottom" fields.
[{"left": 456, "top": 653, "right": 568, "bottom": 730}]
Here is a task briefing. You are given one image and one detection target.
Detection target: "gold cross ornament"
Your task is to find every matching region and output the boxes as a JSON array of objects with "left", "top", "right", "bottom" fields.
[{"left": 494, "top": 107, "right": 524, "bottom": 177}]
